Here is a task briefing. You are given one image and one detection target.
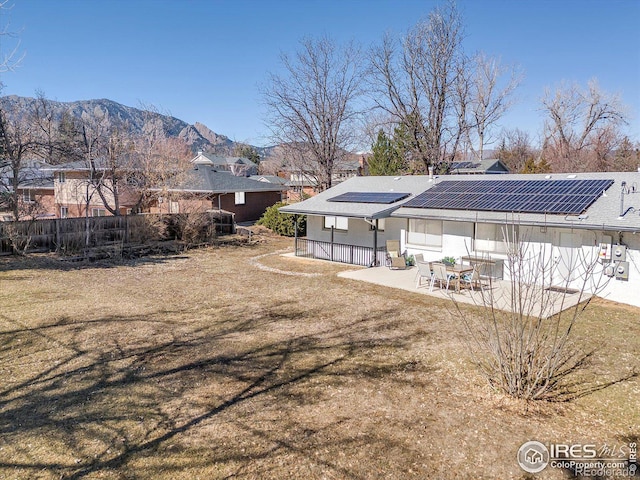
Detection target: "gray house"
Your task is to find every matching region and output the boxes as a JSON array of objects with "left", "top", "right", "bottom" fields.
[{"left": 281, "top": 171, "right": 640, "bottom": 309}]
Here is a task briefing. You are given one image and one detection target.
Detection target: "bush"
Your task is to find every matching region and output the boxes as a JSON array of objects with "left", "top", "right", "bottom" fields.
[{"left": 257, "top": 202, "right": 306, "bottom": 237}]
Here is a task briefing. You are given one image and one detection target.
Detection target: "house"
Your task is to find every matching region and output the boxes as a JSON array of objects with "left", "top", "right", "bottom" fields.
[
  {"left": 249, "top": 174, "right": 290, "bottom": 187},
  {"left": 150, "top": 163, "right": 286, "bottom": 223},
  {"left": 0, "top": 160, "right": 56, "bottom": 221},
  {"left": 447, "top": 158, "right": 510, "bottom": 174},
  {"left": 274, "top": 155, "right": 368, "bottom": 200},
  {"left": 192, "top": 151, "right": 258, "bottom": 176},
  {"left": 280, "top": 171, "right": 640, "bottom": 309},
  {"left": 46, "top": 160, "right": 139, "bottom": 218}
]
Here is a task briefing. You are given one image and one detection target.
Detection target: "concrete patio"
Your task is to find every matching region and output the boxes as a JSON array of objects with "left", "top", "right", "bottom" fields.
[{"left": 337, "top": 264, "right": 591, "bottom": 318}]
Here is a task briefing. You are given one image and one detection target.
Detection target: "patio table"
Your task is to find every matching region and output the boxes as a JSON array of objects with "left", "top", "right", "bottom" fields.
[{"left": 445, "top": 264, "right": 474, "bottom": 293}]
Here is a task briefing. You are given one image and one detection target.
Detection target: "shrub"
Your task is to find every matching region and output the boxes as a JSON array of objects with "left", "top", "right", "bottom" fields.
[{"left": 257, "top": 202, "right": 306, "bottom": 237}]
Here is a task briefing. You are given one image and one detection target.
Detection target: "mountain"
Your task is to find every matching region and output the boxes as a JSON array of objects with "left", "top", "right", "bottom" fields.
[{"left": 0, "top": 95, "right": 237, "bottom": 155}]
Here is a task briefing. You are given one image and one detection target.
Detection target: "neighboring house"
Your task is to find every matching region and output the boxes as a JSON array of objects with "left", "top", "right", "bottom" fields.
[
  {"left": 150, "top": 164, "right": 285, "bottom": 223},
  {"left": 192, "top": 151, "right": 258, "bottom": 176},
  {"left": 281, "top": 171, "right": 640, "bottom": 309},
  {"left": 46, "top": 160, "right": 139, "bottom": 218},
  {"left": 0, "top": 160, "right": 56, "bottom": 220},
  {"left": 277, "top": 155, "right": 368, "bottom": 200},
  {"left": 447, "top": 158, "right": 510, "bottom": 174},
  {"left": 249, "top": 174, "right": 290, "bottom": 187}
]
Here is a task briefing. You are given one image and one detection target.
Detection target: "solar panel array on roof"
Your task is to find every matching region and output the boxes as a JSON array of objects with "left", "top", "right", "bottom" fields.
[
  {"left": 403, "top": 179, "right": 614, "bottom": 215},
  {"left": 327, "top": 191, "right": 411, "bottom": 204}
]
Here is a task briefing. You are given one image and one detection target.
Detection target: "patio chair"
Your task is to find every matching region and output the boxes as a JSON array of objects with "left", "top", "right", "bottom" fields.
[
  {"left": 461, "top": 266, "right": 484, "bottom": 291},
  {"left": 415, "top": 260, "right": 433, "bottom": 289},
  {"left": 386, "top": 240, "right": 407, "bottom": 269},
  {"left": 430, "top": 262, "right": 457, "bottom": 292}
]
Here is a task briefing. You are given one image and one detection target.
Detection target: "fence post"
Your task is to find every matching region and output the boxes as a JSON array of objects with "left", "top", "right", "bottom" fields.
[
  {"left": 125, "top": 215, "right": 130, "bottom": 244},
  {"left": 55, "top": 219, "right": 60, "bottom": 251}
]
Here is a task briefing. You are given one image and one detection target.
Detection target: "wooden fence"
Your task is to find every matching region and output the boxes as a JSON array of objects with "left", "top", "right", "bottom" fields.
[{"left": 0, "top": 211, "right": 235, "bottom": 256}]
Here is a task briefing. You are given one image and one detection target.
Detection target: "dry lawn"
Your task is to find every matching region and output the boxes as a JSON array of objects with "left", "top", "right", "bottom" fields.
[{"left": 0, "top": 234, "right": 638, "bottom": 479}]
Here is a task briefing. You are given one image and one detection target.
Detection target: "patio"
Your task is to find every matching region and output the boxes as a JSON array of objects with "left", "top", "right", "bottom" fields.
[{"left": 337, "top": 264, "right": 591, "bottom": 318}]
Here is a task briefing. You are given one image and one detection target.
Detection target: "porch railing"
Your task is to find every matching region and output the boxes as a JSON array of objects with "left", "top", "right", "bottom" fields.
[{"left": 295, "top": 238, "right": 387, "bottom": 267}]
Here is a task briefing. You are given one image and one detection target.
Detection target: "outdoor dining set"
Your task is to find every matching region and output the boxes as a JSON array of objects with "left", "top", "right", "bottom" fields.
[{"left": 386, "top": 240, "right": 486, "bottom": 293}]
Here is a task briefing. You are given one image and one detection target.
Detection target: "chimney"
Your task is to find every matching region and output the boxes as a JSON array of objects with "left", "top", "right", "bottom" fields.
[{"left": 428, "top": 166, "right": 434, "bottom": 182}]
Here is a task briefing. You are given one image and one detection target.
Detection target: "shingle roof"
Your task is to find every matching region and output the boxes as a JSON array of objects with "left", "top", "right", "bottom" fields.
[
  {"left": 0, "top": 159, "right": 54, "bottom": 190},
  {"left": 249, "top": 175, "right": 289, "bottom": 186},
  {"left": 450, "top": 158, "right": 509, "bottom": 174},
  {"left": 279, "top": 175, "right": 431, "bottom": 219},
  {"left": 170, "top": 166, "right": 286, "bottom": 194}
]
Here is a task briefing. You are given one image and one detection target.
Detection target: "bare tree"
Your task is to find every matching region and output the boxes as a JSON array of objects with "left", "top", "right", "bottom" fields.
[
  {"left": 263, "top": 36, "right": 364, "bottom": 191},
  {"left": 0, "top": 0, "right": 24, "bottom": 74},
  {"left": 0, "top": 100, "right": 38, "bottom": 220},
  {"left": 541, "top": 79, "right": 628, "bottom": 172},
  {"left": 131, "top": 135, "right": 192, "bottom": 214},
  {"left": 496, "top": 128, "right": 536, "bottom": 173},
  {"left": 468, "top": 53, "right": 521, "bottom": 161},
  {"left": 368, "top": 1, "right": 466, "bottom": 171},
  {"left": 453, "top": 226, "right": 634, "bottom": 401}
]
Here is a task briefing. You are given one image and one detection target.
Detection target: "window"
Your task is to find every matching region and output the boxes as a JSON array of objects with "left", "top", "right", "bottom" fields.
[
  {"left": 324, "top": 216, "right": 348, "bottom": 231},
  {"left": 407, "top": 219, "right": 442, "bottom": 249},
  {"left": 22, "top": 190, "right": 34, "bottom": 203},
  {"left": 60, "top": 206, "right": 68, "bottom": 219},
  {"left": 235, "top": 191, "right": 246, "bottom": 205},
  {"left": 92, "top": 208, "right": 106, "bottom": 217},
  {"left": 58, "top": 172, "right": 66, "bottom": 183},
  {"left": 475, "top": 223, "right": 518, "bottom": 253},
  {"left": 169, "top": 201, "right": 179, "bottom": 214}
]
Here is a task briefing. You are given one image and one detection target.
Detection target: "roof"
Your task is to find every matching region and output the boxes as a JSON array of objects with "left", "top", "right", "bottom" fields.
[
  {"left": 169, "top": 166, "right": 286, "bottom": 194},
  {"left": 281, "top": 171, "right": 640, "bottom": 231},
  {"left": 249, "top": 175, "right": 289, "bottom": 186},
  {"left": 392, "top": 172, "right": 640, "bottom": 232},
  {"left": 193, "top": 152, "right": 257, "bottom": 167},
  {"left": 448, "top": 158, "right": 509, "bottom": 174},
  {"left": 1, "top": 159, "right": 54, "bottom": 191},
  {"left": 279, "top": 175, "right": 433, "bottom": 219}
]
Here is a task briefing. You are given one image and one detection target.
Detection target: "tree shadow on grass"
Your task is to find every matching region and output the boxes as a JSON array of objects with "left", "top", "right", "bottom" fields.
[
  {"left": 0, "top": 301, "right": 433, "bottom": 479},
  {"left": 0, "top": 249, "right": 197, "bottom": 274}
]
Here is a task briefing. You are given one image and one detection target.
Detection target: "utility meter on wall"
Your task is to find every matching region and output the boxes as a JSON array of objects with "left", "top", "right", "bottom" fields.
[
  {"left": 615, "top": 261, "right": 629, "bottom": 281},
  {"left": 613, "top": 245, "right": 626, "bottom": 262}
]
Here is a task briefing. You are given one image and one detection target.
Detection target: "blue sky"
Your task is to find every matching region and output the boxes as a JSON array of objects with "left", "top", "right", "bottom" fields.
[{"left": 2, "top": 0, "right": 639, "bottom": 148}]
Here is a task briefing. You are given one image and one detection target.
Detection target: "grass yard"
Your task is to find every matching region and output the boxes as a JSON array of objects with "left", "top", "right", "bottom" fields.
[{"left": 0, "top": 233, "right": 638, "bottom": 479}]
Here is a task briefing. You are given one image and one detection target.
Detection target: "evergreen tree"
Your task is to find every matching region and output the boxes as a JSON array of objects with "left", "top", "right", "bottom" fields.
[{"left": 368, "top": 129, "right": 405, "bottom": 176}]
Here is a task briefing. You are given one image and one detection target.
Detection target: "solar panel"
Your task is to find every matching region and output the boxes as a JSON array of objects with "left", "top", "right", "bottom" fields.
[
  {"left": 403, "top": 179, "right": 614, "bottom": 215},
  {"left": 328, "top": 191, "right": 411, "bottom": 204}
]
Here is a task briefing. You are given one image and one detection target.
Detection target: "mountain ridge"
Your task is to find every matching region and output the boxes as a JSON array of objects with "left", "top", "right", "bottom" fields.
[{"left": 0, "top": 95, "right": 242, "bottom": 155}]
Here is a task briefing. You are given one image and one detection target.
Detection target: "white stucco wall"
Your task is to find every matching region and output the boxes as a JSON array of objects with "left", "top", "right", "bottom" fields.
[
  {"left": 305, "top": 214, "right": 640, "bottom": 309},
  {"left": 306, "top": 215, "right": 406, "bottom": 249}
]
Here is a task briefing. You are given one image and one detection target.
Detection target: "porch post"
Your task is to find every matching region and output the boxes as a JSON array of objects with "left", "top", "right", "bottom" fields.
[
  {"left": 294, "top": 214, "right": 298, "bottom": 256},
  {"left": 373, "top": 219, "right": 378, "bottom": 266},
  {"left": 330, "top": 226, "right": 334, "bottom": 262}
]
